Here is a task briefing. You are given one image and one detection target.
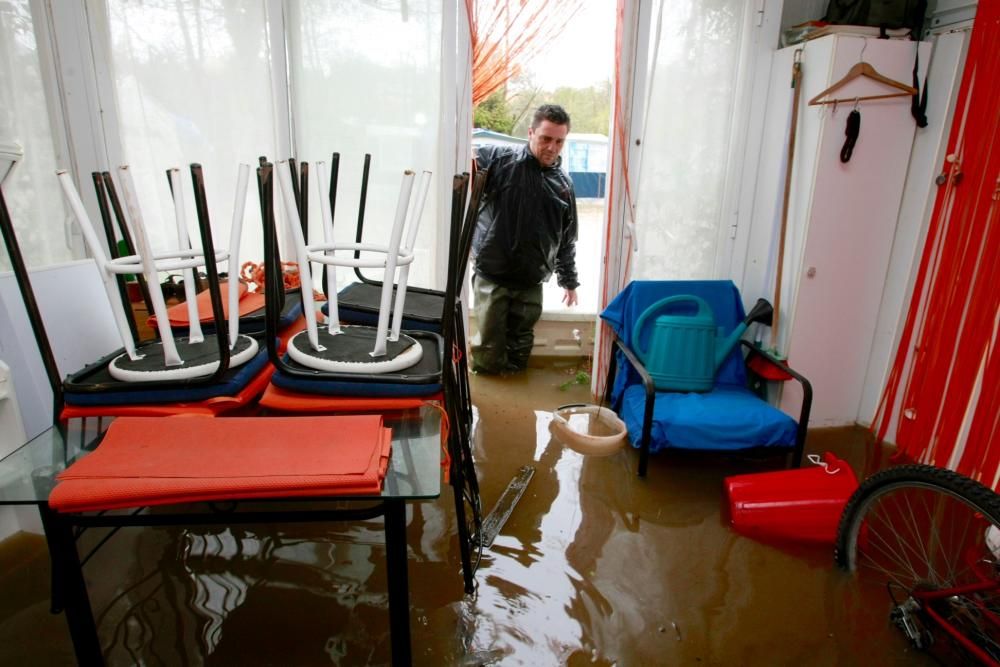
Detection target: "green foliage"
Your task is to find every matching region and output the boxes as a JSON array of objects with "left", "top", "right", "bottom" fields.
[
  {"left": 476, "top": 77, "right": 613, "bottom": 141},
  {"left": 510, "top": 81, "right": 612, "bottom": 137},
  {"left": 473, "top": 91, "right": 517, "bottom": 135},
  {"left": 559, "top": 370, "right": 591, "bottom": 391}
]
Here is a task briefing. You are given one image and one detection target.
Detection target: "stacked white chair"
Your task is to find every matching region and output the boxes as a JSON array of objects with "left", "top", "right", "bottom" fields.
[
  {"left": 56, "top": 164, "right": 258, "bottom": 382},
  {"left": 274, "top": 159, "right": 431, "bottom": 374}
]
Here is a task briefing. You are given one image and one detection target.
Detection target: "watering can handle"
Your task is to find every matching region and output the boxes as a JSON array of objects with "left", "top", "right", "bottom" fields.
[{"left": 632, "top": 295, "right": 711, "bottom": 360}]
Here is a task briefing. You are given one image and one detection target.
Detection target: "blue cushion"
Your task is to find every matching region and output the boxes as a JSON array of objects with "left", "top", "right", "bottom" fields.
[
  {"left": 620, "top": 384, "right": 797, "bottom": 453},
  {"left": 270, "top": 370, "right": 441, "bottom": 397},
  {"left": 601, "top": 280, "right": 748, "bottom": 388},
  {"left": 64, "top": 347, "right": 271, "bottom": 406}
]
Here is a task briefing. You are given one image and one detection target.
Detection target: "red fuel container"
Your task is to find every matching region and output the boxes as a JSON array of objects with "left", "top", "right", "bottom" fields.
[{"left": 724, "top": 452, "right": 859, "bottom": 545}]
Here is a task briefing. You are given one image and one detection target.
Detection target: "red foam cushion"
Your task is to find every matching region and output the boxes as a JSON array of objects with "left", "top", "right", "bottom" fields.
[
  {"left": 49, "top": 415, "right": 391, "bottom": 512},
  {"left": 148, "top": 282, "right": 265, "bottom": 326}
]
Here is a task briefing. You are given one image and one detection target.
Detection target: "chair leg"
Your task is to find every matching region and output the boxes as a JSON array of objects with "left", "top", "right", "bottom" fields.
[{"left": 638, "top": 390, "right": 654, "bottom": 477}]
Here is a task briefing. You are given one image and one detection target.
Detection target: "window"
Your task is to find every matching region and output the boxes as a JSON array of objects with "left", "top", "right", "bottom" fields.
[
  {"left": 288, "top": 0, "right": 442, "bottom": 289},
  {"left": 0, "top": 0, "right": 74, "bottom": 270},
  {"left": 106, "top": 0, "right": 279, "bottom": 261},
  {"left": 633, "top": 0, "right": 748, "bottom": 279}
]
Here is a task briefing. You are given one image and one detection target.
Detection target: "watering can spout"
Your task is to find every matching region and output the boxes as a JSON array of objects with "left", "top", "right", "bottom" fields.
[{"left": 713, "top": 298, "right": 774, "bottom": 371}]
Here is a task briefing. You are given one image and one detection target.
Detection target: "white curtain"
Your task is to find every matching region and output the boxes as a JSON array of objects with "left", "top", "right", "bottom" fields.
[
  {"left": 106, "top": 0, "right": 278, "bottom": 263},
  {"left": 287, "top": 0, "right": 443, "bottom": 291},
  {"left": 632, "top": 0, "right": 747, "bottom": 279},
  {"left": 0, "top": 0, "right": 74, "bottom": 270}
]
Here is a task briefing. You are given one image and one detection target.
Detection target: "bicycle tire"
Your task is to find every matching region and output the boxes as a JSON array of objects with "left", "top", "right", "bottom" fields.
[{"left": 834, "top": 464, "right": 1000, "bottom": 662}]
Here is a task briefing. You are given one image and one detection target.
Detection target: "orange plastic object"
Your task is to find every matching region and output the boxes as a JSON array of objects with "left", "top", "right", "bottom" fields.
[
  {"left": 59, "top": 364, "right": 274, "bottom": 420},
  {"left": 746, "top": 352, "right": 794, "bottom": 382},
  {"left": 724, "top": 452, "right": 859, "bottom": 545},
  {"left": 49, "top": 414, "right": 391, "bottom": 512},
  {"left": 147, "top": 282, "right": 265, "bottom": 327},
  {"left": 259, "top": 384, "right": 441, "bottom": 414}
]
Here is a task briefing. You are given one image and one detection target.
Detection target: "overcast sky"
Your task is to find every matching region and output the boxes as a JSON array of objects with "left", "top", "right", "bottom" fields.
[{"left": 524, "top": 1, "right": 616, "bottom": 90}]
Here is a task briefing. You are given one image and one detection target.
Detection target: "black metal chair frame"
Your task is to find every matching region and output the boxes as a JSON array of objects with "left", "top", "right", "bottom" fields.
[{"left": 256, "top": 158, "right": 488, "bottom": 594}]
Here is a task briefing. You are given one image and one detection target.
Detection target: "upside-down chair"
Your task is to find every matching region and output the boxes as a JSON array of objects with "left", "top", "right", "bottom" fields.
[{"left": 0, "top": 164, "right": 272, "bottom": 420}]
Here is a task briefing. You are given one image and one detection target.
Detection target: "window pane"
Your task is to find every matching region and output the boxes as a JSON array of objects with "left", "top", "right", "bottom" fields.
[
  {"left": 107, "top": 0, "right": 277, "bottom": 264},
  {"left": 633, "top": 0, "right": 745, "bottom": 279},
  {"left": 288, "top": 0, "right": 442, "bottom": 290},
  {"left": 0, "top": 0, "right": 74, "bottom": 270}
]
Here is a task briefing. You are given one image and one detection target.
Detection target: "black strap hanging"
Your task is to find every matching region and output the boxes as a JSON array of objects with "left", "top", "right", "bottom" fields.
[
  {"left": 841, "top": 108, "right": 861, "bottom": 163},
  {"left": 911, "top": 48, "right": 929, "bottom": 127}
]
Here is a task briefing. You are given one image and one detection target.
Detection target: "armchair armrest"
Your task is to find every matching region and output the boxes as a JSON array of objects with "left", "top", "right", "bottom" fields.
[{"left": 740, "top": 340, "right": 812, "bottom": 468}]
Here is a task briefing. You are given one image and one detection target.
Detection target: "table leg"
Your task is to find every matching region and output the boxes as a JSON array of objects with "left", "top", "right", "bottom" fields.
[
  {"left": 384, "top": 500, "right": 412, "bottom": 667},
  {"left": 39, "top": 505, "right": 103, "bottom": 666}
]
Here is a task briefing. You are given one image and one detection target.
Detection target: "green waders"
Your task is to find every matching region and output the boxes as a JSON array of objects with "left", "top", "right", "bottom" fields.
[{"left": 471, "top": 274, "right": 543, "bottom": 374}]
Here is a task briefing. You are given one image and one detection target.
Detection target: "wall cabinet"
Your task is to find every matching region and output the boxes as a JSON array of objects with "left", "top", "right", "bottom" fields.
[{"left": 742, "top": 35, "right": 931, "bottom": 427}]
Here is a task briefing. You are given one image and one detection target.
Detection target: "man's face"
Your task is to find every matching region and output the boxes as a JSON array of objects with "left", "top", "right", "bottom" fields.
[{"left": 528, "top": 120, "right": 569, "bottom": 168}]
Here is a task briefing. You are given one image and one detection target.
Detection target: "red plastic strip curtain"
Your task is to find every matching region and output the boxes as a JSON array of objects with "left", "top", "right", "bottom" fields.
[
  {"left": 872, "top": 4, "right": 1000, "bottom": 485},
  {"left": 464, "top": 0, "right": 583, "bottom": 106},
  {"left": 592, "top": 0, "right": 637, "bottom": 396}
]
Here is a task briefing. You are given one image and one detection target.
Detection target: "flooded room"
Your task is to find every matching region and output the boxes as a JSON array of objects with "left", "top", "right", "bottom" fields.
[{"left": 0, "top": 0, "right": 996, "bottom": 665}]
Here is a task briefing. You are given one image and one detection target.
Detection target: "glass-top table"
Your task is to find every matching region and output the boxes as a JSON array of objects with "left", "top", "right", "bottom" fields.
[
  {"left": 0, "top": 407, "right": 443, "bottom": 667},
  {"left": 0, "top": 407, "right": 442, "bottom": 505}
]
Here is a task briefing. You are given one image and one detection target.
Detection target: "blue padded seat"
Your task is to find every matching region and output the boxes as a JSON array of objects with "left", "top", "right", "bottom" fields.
[
  {"left": 602, "top": 280, "right": 810, "bottom": 476},
  {"left": 619, "top": 384, "right": 796, "bottom": 452}
]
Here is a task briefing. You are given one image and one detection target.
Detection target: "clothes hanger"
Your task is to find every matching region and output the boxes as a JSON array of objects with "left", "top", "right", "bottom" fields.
[{"left": 808, "top": 39, "right": 916, "bottom": 107}]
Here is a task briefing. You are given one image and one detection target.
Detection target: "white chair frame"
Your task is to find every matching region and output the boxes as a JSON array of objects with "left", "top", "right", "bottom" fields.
[
  {"left": 56, "top": 164, "right": 257, "bottom": 381},
  {"left": 274, "top": 159, "right": 432, "bottom": 373}
]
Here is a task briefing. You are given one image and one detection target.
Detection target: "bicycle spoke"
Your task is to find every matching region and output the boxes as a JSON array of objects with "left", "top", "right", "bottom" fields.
[{"left": 837, "top": 465, "right": 1000, "bottom": 664}]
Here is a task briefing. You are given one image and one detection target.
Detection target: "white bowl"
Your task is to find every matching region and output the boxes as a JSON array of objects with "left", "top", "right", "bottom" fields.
[{"left": 550, "top": 404, "right": 628, "bottom": 457}]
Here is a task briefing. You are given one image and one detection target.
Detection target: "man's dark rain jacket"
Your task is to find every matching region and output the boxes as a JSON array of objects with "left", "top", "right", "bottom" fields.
[{"left": 472, "top": 144, "right": 579, "bottom": 291}]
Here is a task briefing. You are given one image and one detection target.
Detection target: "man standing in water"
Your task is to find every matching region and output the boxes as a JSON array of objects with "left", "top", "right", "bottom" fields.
[{"left": 471, "top": 104, "right": 579, "bottom": 375}]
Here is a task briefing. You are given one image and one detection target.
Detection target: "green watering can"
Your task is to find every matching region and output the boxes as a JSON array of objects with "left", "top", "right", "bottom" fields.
[{"left": 632, "top": 295, "right": 773, "bottom": 392}]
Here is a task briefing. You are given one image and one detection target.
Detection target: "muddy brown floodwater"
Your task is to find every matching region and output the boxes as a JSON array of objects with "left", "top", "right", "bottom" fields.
[{"left": 0, "top": 360, "right": 937, "bottom": 665}]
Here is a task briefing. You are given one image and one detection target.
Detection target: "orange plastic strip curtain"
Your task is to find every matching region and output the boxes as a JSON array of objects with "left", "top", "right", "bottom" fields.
[
  {"left": 593, "top": 0, "right": 636, "bottom": 396},
  {"left": 872, "top": 4, "right": 1000, "bottom": 486},
  {"left": 464, "top": 0, "right": 583, "bottom": 106}
]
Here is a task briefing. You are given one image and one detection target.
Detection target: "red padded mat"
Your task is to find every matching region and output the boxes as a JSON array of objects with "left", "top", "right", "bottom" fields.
[
  {"left": 258, "top": 384, "right": 440, "bottom": 413},
  {"left": 49, "top": 415, "right": 391, "bottom": 512},
  {"left": 147, "top": 282, "right": 266, "bottom": 326}
]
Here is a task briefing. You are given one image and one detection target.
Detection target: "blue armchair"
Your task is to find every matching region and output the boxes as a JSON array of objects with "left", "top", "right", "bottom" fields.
[{"left": 601, "top": 280, "right": 812, "bottom": 477}]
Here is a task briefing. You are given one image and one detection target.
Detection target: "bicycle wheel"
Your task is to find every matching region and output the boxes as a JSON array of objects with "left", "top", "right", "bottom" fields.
[{"left": 835, "top": 464, "right": 1000, "bottom": 664}]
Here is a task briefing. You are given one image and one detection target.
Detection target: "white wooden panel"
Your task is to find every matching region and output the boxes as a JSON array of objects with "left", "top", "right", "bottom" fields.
[
  {"left": 739, "top": 37, "right": 835, "bottom": 351},
  {"left": 856, "top": 29, "right": 970, "bottom": 428},
  {"left": 780, "top": 36, "right": 931, "bottom": 426},
  {"left": 0, "top": 259, "right": 121, "bottom": 438}
]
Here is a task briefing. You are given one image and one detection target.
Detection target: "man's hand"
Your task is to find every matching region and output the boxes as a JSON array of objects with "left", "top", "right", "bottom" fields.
[{"left": 562, "top": 288, "right": 578, "bottom": 307}]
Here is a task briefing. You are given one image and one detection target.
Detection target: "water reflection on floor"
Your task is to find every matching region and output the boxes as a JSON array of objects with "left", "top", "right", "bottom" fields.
[{"left": 0, "top": 359, "right": 936, "bottom": 665}]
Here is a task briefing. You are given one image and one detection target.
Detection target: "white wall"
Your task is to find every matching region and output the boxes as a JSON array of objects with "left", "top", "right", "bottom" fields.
[{"left": 0, "top": 260, "right": 121, "bottom": 439}]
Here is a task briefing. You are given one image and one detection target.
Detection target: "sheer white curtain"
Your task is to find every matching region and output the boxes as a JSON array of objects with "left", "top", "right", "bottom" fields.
[
  {"left": 287, "top": 0, "right": 443, "bottom": 290},
  {"left": 632, "top": 0, "right": 748, "bottom": 279},
  {"left": 0, "top": 0, "right": 74, "bottom": 270},
  {"left": 106, "top": 0, "right": 278, "bottom": 262}
]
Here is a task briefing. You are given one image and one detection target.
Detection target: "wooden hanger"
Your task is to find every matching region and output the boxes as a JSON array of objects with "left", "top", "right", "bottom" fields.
[{"left": 808, "top": 61, "right": 916, "bottom": 106}]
